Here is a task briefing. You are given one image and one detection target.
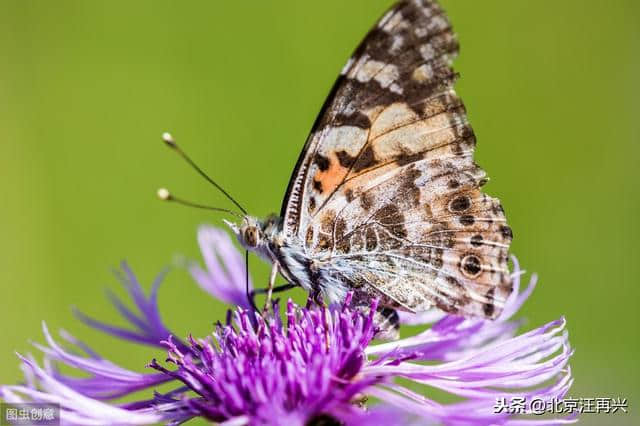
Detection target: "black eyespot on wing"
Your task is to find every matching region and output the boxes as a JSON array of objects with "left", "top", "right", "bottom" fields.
[
  {"left": 470, "top": 234, "right": 483, "bottom": 247},
  {"left": 461, "top": 254, "right": 482, "bottom": 278},
  {"left": 448, "top": 195, "right": 471, "bottom": 212},
  {"left": 459, "top": 215, "right": 475, "bottom": 226}
]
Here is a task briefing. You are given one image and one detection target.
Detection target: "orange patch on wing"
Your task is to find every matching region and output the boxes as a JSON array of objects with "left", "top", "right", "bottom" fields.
[{"left": 313, "top": 152, "right": 350, "bottom": 194}]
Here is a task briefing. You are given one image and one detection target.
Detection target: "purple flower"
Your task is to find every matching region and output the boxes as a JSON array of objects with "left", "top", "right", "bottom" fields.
[{"left": 1, "top": 226, "right": 576, "bottom": 425}]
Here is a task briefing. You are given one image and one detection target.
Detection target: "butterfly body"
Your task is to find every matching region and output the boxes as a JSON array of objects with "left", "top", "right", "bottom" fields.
[
  {"left": 227, "top": 0, "right": 514, "bottom": 320},
  {"left": 227, "top": 216, "right": 351, "bottom": 304}
]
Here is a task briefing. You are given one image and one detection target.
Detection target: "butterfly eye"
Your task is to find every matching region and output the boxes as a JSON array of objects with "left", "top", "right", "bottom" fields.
[{"left": 244, "top": 227, "right": 259, "bottom": 247}]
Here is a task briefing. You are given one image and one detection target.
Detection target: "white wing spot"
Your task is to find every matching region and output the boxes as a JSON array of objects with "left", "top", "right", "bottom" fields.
[
  {"left": 378, "top": 9, "right": 396, "bottom": 30},
  {"left": 389, "top": 83, "right": 403, "bottom": 95},
  {"left": 428, "top": 15, "right": 448, "bottom": 32},
  {"left": 355, "top": 60, "right": 387, "bottom": 83},
  {"left": 420, "top": 43, "right": 436, "bottom": 61},
  {"left": 374, "top": 64, "right": 400, "bottom": 89},
  {"left": 412, "top": 64, "right": 434, "bottom": 82},
  {"left": 380, "top": 11, "right": 404, "bottom": 33},
  {"left": 390, "top": 35, "right": 405, "bottom": 52}
]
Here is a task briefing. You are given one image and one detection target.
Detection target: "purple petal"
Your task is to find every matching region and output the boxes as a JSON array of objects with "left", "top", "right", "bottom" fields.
[
  {"left": 74, "top": 262, "right": 189, "bottom": 353},
  {"left": 0, "top": 356, "right": 171, "bottom": 425},
  {"left": 189, "top": 225, "right": 252, "bottom": 309},
  {"left": 364, "top": 315, "right": 573, "bottom": 425},
  {"left": 33, "top": 322, "right": 173, "bottom": 400}
]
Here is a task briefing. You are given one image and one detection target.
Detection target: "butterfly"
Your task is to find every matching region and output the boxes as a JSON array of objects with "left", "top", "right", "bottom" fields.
[{"left": 166, "top": 0, "right": 514, "bottom": 327}]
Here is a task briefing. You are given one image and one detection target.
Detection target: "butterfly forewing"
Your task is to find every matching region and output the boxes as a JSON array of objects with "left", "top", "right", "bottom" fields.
[{"left": 281, "top": 0, "right": 513, "bottom": 318}]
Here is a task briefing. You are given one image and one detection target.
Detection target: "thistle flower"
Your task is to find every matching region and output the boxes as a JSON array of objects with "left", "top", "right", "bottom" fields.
[{"left": 1, "top": 225, "right": 575, "bottom": 425}]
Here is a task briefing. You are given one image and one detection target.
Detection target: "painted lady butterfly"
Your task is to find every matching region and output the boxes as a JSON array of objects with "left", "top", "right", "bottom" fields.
[{"left": 170, "top": 0, "right": 514, "bottom": 326}]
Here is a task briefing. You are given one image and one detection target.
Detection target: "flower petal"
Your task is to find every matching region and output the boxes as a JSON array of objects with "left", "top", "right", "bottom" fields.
[
  {"left": 32, "top": 322, "right": 173, "bottom": 400},
  {"left": 363, "top": 316, "right": 574, "bottom": 425},
  {"left": 0, "top": 356, "right": 175, "bottom": 425},
  {"left": 189, "top": 225, "right": 252, "bottom": 309},
  {"left": 73, "top": 262, "right": 189, "bottom": 353}
]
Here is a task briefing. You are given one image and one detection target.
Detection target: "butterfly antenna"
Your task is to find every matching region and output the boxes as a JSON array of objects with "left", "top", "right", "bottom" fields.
[
  {"left": 162, "top": 132, "right": 248, "bottom": 215},
  {"left": 157, "top": 188, "right": 243, "bottom": 218}
]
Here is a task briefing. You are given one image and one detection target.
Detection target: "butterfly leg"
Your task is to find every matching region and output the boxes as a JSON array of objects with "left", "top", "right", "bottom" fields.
[
  {"left": 249, "top": 283, "right": 296, "bottom": 311},
  {"left": 250, "top": 283, "right": 296, "bottom": 296},
  {"left": 263, "top": 263, "right": 279, "bottom": 312}
]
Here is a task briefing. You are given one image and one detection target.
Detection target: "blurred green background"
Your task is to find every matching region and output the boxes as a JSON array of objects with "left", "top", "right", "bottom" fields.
[{"left": 1, "top": 1, "right": 638, "bottom": 424}]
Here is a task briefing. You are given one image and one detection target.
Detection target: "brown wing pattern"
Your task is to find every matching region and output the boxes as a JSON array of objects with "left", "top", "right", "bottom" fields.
[{"left": 281, "top": 0, "right": 513, "bottom": 318}]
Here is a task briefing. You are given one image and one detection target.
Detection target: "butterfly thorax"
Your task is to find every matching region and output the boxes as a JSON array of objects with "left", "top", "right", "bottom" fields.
[{"left": 226, "top": 214, "right": 348, "bottom": 303}]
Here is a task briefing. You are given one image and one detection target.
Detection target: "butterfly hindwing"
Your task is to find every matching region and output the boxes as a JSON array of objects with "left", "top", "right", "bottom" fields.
[{"left": 281, "top": 0, "right": 513, "bottom": 318}]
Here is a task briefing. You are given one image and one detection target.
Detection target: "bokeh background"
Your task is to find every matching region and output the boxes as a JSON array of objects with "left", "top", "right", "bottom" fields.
[{"left": 1, "top": 1, "right": 638, "bottom": 424}]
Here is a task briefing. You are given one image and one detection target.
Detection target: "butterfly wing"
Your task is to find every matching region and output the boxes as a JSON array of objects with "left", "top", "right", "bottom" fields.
[{"left": 280, "top": 0, "right": 513, "bottom": 318}]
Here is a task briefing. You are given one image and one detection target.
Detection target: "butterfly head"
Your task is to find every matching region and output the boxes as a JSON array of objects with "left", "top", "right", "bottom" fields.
[{"left": 224, "top": 215, "right": 281, "bottom": 261}]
